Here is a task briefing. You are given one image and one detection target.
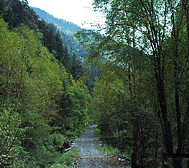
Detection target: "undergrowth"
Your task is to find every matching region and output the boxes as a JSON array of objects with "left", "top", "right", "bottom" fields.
[
  {"left": 94, "top": 127, "right": 131, "bottom": 159},
  {"left": 49, "top": 147, "right": 79, "bottom": 168}
]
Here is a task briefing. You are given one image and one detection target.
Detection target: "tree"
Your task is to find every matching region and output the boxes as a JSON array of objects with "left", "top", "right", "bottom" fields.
[
  {"left": 0, "top": 17, "right": 87, "bottom": 166},
  {"left": 0, "top": 1, "right": 90, "bottom": 166},
  {"left": 91, "top": 0, "right": 189, "bottom": 167}
]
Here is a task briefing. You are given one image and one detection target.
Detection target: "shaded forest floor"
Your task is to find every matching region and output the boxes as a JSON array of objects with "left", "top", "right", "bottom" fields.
[{"left": 75, "top": 125, "right": 126, "bottom": 168}]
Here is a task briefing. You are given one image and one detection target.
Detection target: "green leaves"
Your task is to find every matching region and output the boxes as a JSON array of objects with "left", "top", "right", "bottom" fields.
[
  {"left": 0, "top": 108, "right": 22, "bottom": 167},
  {"left": 61, "top": 80, "right": 90, "bottom": 135},
  {"left": 87, "top": 0, "right": 189, "bottom": 167},
  {"left": 0, "top": 16, "right": 90, "bottom": 167}
]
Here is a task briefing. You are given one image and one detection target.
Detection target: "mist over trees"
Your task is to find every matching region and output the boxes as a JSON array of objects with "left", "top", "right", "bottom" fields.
[{"left": 1, "top": 0, "right": 189, "bottom": 168}]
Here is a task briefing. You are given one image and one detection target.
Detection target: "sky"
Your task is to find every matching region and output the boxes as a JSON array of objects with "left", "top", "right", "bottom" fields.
[{"left": 27, "top": 0, "right": 106, "bottom": 30}]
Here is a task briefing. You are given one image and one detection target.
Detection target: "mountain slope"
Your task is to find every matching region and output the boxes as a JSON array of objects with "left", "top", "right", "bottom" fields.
[
  {"left": 32, "top": 7, "right": 81, "bottom": 35},
  {"left": 32, "top": 7, "right": 87, "bottom": 61}
]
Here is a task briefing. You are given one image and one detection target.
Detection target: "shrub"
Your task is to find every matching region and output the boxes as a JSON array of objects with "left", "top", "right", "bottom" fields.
[
  {"left": 50, "top": 148, "right": 79, "bottom": 168},
  {"left": 0, "top": 108, "right": 23, "bottom": 167},
  {"left": 50, "top": 133, "right": 67, "bottom": 150}
]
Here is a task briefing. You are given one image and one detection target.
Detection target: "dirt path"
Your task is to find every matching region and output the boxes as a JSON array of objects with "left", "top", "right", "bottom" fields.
[{"left": 77, "top": 125, "right": 124, "bottom": 168}]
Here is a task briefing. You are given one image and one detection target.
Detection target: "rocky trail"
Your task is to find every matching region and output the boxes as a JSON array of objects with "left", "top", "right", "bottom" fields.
[{"left": 76, "top": 125, "right": 127, "bottom": 168}]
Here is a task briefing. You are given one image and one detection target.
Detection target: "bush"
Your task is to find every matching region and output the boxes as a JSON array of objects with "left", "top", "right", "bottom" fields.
[
  {"left": 7, "top": 145, "right": 36, "bottom": 168},
  {"left": 50, "top": 148, "right": 79, "bottom": 168},
  {"left": 0, "top": 108, "right": 23, "bottom": 167},
  {"left": 50, "top": 133, "right": 67, "bottom": 150},
  {"left": 34, "top": 145, "right": 59, "bottom": 167},
  {"left": 94, "top": 127, "right": 101, "bottom": 137}
]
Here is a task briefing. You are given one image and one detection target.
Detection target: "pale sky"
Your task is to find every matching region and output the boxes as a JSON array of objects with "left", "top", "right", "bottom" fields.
[{"left": 27, "top": 0, "right": 106, "bottom": 30}]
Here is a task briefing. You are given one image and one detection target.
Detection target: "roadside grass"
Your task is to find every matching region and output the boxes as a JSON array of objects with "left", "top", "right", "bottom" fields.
[
  {"left": 100, "top": 143, "right": 120, "bottom": 156},
  {"left": 94, "top": 127, "right": 119, "bottom": 156},
  {"left": 48, "top": 147, "right": 79, "bottom": 168},
  {"left": 94, "top": 127, "right": 131, "bottom": 160},
  {"left": 94, "top": 127, "right": 101, "bottom": 137}
]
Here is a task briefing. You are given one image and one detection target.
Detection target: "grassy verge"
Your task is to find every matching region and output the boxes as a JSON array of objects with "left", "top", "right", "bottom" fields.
[
  {"left": 48, "top": 147, "right": 80, "bottom": 168},
  {"left": 100, "top": 144, "right": 120, "bottom": 156},
  {"left": 94, "top": 127, "right": 131, "bottom": 160}
]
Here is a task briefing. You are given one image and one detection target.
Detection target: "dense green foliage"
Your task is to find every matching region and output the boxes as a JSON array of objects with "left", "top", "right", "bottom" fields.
[
  {"left": 75, "top": 0, "right": 189, "bottom": 167},
  {"left": 0, "top": 0, "right": 89, "bottom": 167},
  {"left": 2, "top": 0, "right": 189, "bottom": 167},
  {"left": 0, "top": 0, "right": 84, "bottom": 79},
  {"left": 33, "top": 7, "right": 87, "bottom": 76}
]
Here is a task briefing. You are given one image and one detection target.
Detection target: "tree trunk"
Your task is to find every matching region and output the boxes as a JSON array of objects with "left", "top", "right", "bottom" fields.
[
  {"left": 132, "top": 121, "right": 139, "bottom": 168},
  {"left": 155, "top": 66, "right": 173, "bottom": 155}
]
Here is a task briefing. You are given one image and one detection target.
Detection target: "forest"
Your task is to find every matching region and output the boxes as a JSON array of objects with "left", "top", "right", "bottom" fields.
[
  {"left": 1, "top": 0, "right": 189, "bottom": 168},
  {"left": 32, "top": 7, "right": 88, "bottom": 62},
  {"left": 82, "top": 0, "right": 189, "bottom": 167},
  {"left": 0, "top": 0, "right": 89, "bottom": 167}
]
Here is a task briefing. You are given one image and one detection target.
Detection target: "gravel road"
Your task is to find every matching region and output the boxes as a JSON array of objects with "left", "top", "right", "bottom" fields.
[{"left": 77, "top": 125, "right": 124, "bottom": 168}]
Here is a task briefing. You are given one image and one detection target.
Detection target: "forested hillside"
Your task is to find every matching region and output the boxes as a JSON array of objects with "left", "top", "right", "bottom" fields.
[
  {"left": 32, "top": 7, "right": 81, "bottom": 34},
  {"left": 0, "top": 0, "right": 89, "bottom": 167},
  {"left": 33, "top": 7, "right": 88, "bottom": 69},
  {"left": 1, "top": 0, "right": 189, "bottom": 168}
]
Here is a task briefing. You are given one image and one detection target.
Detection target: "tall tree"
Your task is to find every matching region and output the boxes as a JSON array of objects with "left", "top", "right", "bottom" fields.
[{"left": 92, "top": 0, "right": 189, "bottom": 167}]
